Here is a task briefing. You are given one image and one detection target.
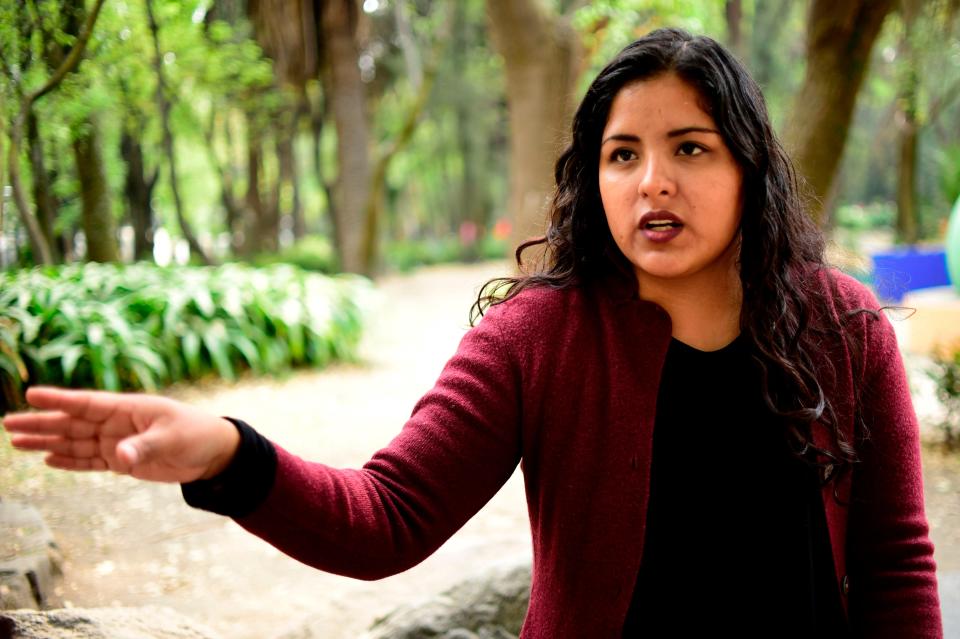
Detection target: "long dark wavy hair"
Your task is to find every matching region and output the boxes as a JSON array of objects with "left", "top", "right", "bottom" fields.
[{"left": 473, "top": 28, "right": 866, "bottom": 486}]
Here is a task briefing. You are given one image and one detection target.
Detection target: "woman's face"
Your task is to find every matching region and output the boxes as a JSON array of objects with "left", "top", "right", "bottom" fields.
[{"left": 598, "top": 73, "right": 743, "bottom": 291}]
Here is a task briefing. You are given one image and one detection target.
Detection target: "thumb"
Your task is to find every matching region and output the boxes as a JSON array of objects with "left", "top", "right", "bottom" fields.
[{"left": 116, "top": 431, "right": 162, "bottom": 467}]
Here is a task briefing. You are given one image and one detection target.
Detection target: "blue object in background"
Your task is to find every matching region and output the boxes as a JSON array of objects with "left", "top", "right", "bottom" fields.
[{"left": 871, "top": 246, "right": 951, "bottom": 302}]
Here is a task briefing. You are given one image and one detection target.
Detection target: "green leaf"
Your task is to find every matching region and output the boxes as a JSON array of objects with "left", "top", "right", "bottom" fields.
[
  {"left": 128, "top": 360, "right": 159, "bottom": 393},
  {"left": 182, "top": 332, "right": 202, "bottom": 379},
  {"left": 61, "top": 345, "right": 84, "bottom": 384},
  {"left": 201, "top": 327, "right": 235, "bottom": 382}
]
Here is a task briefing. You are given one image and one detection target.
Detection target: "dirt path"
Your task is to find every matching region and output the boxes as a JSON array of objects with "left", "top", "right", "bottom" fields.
[
  {"left": 2, "top": 261, "right": 958, "bottom": 637},
  {"left": 3, "top": 262, "right": 530, "bottom": 639}
]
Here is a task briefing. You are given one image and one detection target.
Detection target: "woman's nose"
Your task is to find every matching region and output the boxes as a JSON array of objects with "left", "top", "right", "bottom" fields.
[{"left": 637, "top": 157, "right": 677, "bottom": 199}]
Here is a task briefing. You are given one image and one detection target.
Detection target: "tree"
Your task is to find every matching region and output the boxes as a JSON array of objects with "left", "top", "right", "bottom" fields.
[
  {"left": 245, "top": 0, "right": 317, "bottom": 253},
  {"left": 893, "top": 0, "right": 960, "bottom": 243},
  {"left": 72, "top": 113, "right": 119, "bottom": 262},
  {"left": 117, "top": 73, "right": 159, "bottom": 262},
  {"left": 56, "top": 0, "right": 120, "bottom": 263},
  {"left": 360, "top": 1, "right": 447, "bottom": 274},
  {"left": 785, "top": 0, "right": 897, "bottom": 225},
  {"left": 320, "top": 0, "right": 372, "bottom": 274},
  {"left": 485, "top": 0, "right": 583, "bottom": 266},
  {"left": 3, "top": 0, "right": 108, "bottom": 264},
  {"left": 146, "top": 0, "right": 212, "bottom": 264}
]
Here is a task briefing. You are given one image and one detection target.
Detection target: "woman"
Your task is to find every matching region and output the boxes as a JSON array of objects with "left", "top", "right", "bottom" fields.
[{"left": 4, "top": 29, "right": 942, "bottom": 637}]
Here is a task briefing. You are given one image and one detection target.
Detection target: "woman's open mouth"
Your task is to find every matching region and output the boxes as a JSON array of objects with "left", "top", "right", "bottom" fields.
[{"left": 639, "top": 212, "right": 684, "bottom": 243}]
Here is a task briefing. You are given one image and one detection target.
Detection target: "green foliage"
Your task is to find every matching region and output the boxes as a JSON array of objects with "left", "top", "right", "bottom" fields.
[
  {"left": 253, "top": 236, "right": 338, "bottom": 273},
  {"left": 838, "top": 1, "right": 960, "bottom": 229},
  {"left": 384, "top": 234, "right": 507, "bottom": 272},
  {"left": 834, "top": 202, "right": 897, "bottom": 232},
  {"left": 0, "top": 262, "right": 371, "bottom": 414},
  {"left": 930, "top": 345, "right": 960, "bottom": 449}
]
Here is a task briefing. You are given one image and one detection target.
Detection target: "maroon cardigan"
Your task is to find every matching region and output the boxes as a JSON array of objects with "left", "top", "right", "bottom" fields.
[{"left": 235, "top": 270, "right": 941, "bottom": 637}]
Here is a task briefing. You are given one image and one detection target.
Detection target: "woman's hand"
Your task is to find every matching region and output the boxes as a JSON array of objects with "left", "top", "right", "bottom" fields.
[{"left": 2, "top": 387, "right": 240, "bottom": 483}]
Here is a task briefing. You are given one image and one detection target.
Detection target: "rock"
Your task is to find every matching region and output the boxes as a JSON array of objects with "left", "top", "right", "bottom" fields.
[
  {"left": 277, "top": 560, "right": 531, "bottom": 639},
  {"left": 0, "top": 607, "right": 223, "bottom": 639},
  {"left": 0, "top": 500, "right": 63, "bottom": 610},
  {"left": 360, "top": 560, "right": 530, "bottom": 639}
]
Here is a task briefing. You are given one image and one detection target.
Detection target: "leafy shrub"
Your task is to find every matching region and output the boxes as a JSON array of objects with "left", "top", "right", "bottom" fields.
[
  {"left": 0, "top": 262, "right": 371, "bottom": 414},
  {"left": 834, "top": 202, "right": 896, "bottom": 232},
  {"left": 253, "top": 235, "right": 337, "bottom": 273},
  {"left": 930, "top": 345, "right": 960, "bottom": 449}
]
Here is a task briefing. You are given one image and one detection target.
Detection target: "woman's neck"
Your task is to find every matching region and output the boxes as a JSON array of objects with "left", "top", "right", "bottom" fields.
[{"left": 637, "top": 265, "right": 742, "bottom": 352}]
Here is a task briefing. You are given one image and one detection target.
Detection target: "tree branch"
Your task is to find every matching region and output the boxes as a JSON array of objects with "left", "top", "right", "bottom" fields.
[
  {"left": 361, "top": 5, "right": 451, "bottom": 273},
  {"left": 27, "top": 0, "right": 106, "bottom": 105}
]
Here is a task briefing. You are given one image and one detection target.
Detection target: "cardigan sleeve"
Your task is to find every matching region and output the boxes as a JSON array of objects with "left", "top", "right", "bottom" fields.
[
  {"left": 845, "top": 306, "right": 942, "bottom": 637},
  {"left": 229, "top": 304, "right": 523, "bottom": 580}
]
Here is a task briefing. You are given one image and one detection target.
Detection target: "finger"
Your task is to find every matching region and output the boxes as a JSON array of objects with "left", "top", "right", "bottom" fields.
[
  {"left": 3, "top": 412, "right": 100, "bottom": 438},
  {"left": 46, "top": 453, "right": 109, "bottom": 472},
  {"left": 25, "top": 387, "right": 121, "bottom": 422},
  {"left": 10, "top": 434, "right": 100, "bottom": 459}
]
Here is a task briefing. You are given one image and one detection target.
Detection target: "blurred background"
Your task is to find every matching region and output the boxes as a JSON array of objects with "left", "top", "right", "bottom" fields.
[
  {"left": 1, "top": 1, "right": 960, "bottom": 637},
  {"left": 1, "top": 0, "right": 958, "bottom": 275}
]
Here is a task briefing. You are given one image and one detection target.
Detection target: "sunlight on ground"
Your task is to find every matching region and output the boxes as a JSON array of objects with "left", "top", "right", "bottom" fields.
[{"left": 0, "top": 422, "right": 79, "bottom": 497}]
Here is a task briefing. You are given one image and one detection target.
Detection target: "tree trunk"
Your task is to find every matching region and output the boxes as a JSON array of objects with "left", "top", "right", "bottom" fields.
[
  {"left": 725, "top": 0, "right": 744, "bottom": 60},
  {"left": 244, "top": 123, "right": 265, "bottom": 255},
  {"left": 453, "top": 0, "right": 487, "bottom": 261},
  {"left": 72, "top": 118, "right": 119, "bottom": 262},
  {"left": 248, "top": 0, "right": 320, "bottom": 88},
  {"left": 320, "top": 0, "right": 371, "bottom": 274},
  {"left": 315, "top": 88, "right": 339, "bottom": 241},
  {"left": 276, "top": 113, "right": 303, "bottom": 242},
  {"left": 146, "top": 0, "right": 212, "bottom": 265},
  {"left": 485, "top": 0, "right": 581, "bottom": 266},
  {"left": 121, "top": 123, "right": 157, "bottom": 261},
  {"left": 895, "top": 0, "right": 924, "bottom": 245},
  {"left": 360, "top": 48, "right": 439, "bottom": 274},
  {"left": 27, "top": 111, "right": 62, "bottom": 262},
  {"left": 896, "top": 119, "right": 919, "bottom": 244},
  {"left": 784, "top": 0, "right": 896, "bottom": 225},
  {"left": 748, "top": 0, "right": 792, "bottom": 89}
]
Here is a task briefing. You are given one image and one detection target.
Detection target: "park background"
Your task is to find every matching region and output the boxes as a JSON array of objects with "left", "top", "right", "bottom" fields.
[{"left": 1, "top": 0, "right": 960, "bottom": 637}]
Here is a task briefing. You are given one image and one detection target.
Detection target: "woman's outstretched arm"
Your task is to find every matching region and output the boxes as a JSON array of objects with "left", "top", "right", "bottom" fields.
[
  {"left": 3, "top": 387, "right": 240, "bottom": 483},
  {"left": 3, "top": 301, "right": 524, "bottom": 581}
]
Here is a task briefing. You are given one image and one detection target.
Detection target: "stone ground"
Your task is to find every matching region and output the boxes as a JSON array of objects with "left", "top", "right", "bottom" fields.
[{"left": 1, "top": 261, "right": 958, "bottom": 638}]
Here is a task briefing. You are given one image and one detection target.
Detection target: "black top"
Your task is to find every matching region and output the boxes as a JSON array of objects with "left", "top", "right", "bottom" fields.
[{"left": 622, "top": 336, "right": 847, "bottom": 637}]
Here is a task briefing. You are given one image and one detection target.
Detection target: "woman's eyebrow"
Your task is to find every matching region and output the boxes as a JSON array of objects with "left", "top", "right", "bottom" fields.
[
  {"left": 601, "top": 127, "right": 720, "bottom": 146},
  {"left": 667, "top": 126, "right": 720, "bottom": 137},
  {"left": 600, "top": 133, "right": 639, "bottom": 146}
]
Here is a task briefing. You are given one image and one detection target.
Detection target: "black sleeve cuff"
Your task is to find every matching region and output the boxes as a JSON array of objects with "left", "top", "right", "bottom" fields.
[{"left": 180, "top": 417, "right": 278, "bottom": 519}]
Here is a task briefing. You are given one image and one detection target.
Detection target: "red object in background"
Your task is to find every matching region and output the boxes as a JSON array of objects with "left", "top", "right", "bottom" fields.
[{"left": 492, "top": 219, "right": 512, "bottom": 241}]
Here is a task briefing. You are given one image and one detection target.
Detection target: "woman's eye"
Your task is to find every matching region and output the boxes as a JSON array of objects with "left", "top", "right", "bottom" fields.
[
  {"left": 678, "top": 142, "right": 704, "bottom": 156},
  {"left": 611, "top": 149, "right": 636, "bottom": 162}
]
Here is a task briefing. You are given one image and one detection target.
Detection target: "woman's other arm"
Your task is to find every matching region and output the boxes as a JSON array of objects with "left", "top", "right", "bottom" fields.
[{"left": 847, "top": 308, "right": 942, "bottom": 638}]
